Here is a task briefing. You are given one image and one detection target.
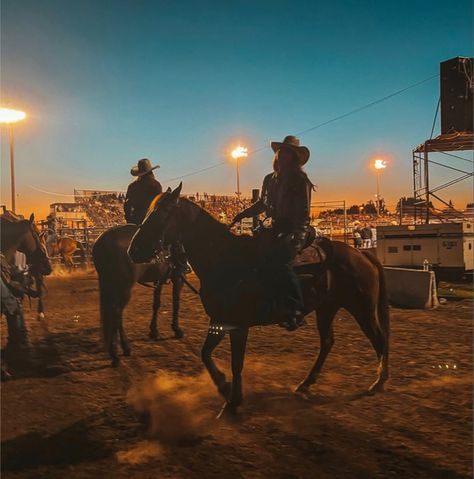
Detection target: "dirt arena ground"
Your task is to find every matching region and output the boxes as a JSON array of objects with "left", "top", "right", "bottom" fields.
[{"left": 1, "top": 271, "right": 472, "bottom": 479}]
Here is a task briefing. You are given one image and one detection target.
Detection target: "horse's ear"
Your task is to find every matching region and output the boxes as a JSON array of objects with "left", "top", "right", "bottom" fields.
[
  {"left": 29, "top": 213, "right": 35, "bottom": 223},
  {"left": 166, "top": 187, "right": 172, "bottom": 193},
  {"left": 170, "top": 182, "right": 183, "bottom": 203}
]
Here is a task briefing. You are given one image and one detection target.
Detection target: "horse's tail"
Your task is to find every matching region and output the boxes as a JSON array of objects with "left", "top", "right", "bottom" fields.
[
  {"left": 92, "top": 228, "right": 133, "bottom": 365},
  {"left": 363, "top": 251, "right": 390, "bottom": 346}
]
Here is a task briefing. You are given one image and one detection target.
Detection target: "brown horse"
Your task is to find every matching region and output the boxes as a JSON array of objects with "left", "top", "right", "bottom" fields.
[
  {"left": 40, "top": 233, "right": 86, "bottom": 270},
  {"left": 129, "top": 184, "right": 390, "bottom": 416},
  {"left": 92, "top": 225, "right": 185, "bottom": 367}
]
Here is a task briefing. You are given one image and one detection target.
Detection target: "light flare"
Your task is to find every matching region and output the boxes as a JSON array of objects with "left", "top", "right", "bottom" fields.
[
  {"left": 231, "top": 146, "right": 248, "bottom": 160},
  {"left": 374, "top": 158, "right": 387, "bottom": 170},
  {"left": 0, "top": 107, "right": 26, "bottom": 124}
]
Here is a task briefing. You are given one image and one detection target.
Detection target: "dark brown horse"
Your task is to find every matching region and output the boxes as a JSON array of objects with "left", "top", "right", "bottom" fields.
[
  {"left": 92, "top": 224, "right": 184, "bottom": 367},
  {"left": 1, "top": 213, "right": 52, "bottom": 279},
  {"left": 128, "top": 184, "right": 390, "bottom": 416}
]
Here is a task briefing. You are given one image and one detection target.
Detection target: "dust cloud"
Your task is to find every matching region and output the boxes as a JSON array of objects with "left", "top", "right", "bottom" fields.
[{"left": 127, "top": 370, "right": 215, "bottom": 445}]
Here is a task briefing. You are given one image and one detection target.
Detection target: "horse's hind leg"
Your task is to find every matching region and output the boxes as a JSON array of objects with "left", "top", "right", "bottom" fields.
[
  {"left": 351, "top": 304, "right": 389, "bottom": 393},
  {"left": 295, "top": 303, "right": 338, "bottom": 394},
  {"left": 119, "top": 320, "right": 131, "bottom": 357},
  {"left": 149, "top": 282, "right": 163, "bottom": 340},
  {"left": 201, "top": 324, "right": 231, "bottom": 400},
  {"left": 171, "top": 274, "right": 184, "bottom": 339}
]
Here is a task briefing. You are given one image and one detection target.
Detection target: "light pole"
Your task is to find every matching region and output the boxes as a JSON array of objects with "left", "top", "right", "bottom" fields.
[
  {"left": 373, "top": 158, "right": 387, "bottom": 216},
  {"left": 0, "top": 108, "right": 27, "bottom": 213},
  {"left": 231, "top": 146, "right": 248, "bottom": 201}
]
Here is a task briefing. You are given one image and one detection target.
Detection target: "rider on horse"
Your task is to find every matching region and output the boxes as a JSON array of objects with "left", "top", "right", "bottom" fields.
[
  {"left": 231, "top": 135, "right": 314, "bottom": 331},
  {"left": 124, "top": 158, "right": 189, "bottom": 275}
]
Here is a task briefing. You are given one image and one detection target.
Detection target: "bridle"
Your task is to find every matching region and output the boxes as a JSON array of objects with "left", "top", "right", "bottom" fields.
[{"left": 138, "top": 198, "right": 181, "bottom": 258}]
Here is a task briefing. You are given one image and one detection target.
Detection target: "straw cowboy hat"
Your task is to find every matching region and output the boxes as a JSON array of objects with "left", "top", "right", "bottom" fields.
[
  {"left": 271, "top": 135, "right": 310, "bottom": 165},
  {"left": 130, "top": 158, "right": 160, "bottom": 177}
]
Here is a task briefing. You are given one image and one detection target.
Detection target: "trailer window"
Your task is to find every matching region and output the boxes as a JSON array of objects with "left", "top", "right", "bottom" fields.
[
  {"left": 469, "top": 243, "right": 472, "bottom": 250},
  {"left": 413, "top": 245, "right": 421, "bottom": 251},
  {"left": 388, "top": 246, "right": 398, "bottom": 253},
  {"left": 403, "top": 245, "right": 411, "bottom": 251}
]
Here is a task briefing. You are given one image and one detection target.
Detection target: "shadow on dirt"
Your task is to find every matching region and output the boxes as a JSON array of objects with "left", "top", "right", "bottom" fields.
[{"left": 1, "top": 404, "right": 140, "bottom": 472}]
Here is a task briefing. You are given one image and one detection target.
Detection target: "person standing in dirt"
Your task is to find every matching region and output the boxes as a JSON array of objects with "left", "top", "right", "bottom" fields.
[
  {"left": 124, "top": 159, "right": 162, "bottom": 225},
  {"left": 231, "top": 135, "right": 314, "bottom": 331}
]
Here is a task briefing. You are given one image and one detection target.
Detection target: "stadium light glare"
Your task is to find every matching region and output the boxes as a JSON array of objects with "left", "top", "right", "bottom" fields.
[
  {"left": 374, "top": 158, "right": 387, "bottom": 170},
  {"left": 0, "top": 108, "right": 26, "bottom": 124},
  {"left": 231, "top": 146, "right": 248, "bottom": 160},
  {"left": 230, "top": 146, "right": 248, "bottom": 200}
]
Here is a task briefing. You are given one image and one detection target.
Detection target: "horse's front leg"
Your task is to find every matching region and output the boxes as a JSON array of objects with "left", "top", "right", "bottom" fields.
[
  {"left": 171, "top": 273, "right": 184, "bottom": 338},
  {"left": 35, "top": 275, "right": 45, "bottom": 320},
  {"left": 201, "top": 324, "right": 230, "bottom": 400},
  {"left": 149, "top": 282, "right": 163, "bottom": 340},
  {"left": 219, "top": 327, "right": 248, "bottom": 417}
]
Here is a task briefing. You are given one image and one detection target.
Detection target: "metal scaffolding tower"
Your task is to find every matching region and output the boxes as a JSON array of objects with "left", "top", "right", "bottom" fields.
[{"left": 413, "top": 132, "right": 473, "bottom": 223}]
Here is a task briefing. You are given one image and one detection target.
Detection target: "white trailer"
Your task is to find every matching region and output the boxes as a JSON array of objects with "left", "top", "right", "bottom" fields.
[{"left": 376, "top": 222, "right": 473, "bottom": 278}]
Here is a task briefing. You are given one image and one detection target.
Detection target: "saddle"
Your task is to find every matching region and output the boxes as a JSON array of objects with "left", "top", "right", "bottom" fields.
[{"left": 293, "top": 238, "right": 330, "bottom": 268}]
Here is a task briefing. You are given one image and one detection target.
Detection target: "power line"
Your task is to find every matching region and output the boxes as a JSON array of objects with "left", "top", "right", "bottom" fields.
[{"left": 163, "top": 73, "right": 439, "bottom": 182}]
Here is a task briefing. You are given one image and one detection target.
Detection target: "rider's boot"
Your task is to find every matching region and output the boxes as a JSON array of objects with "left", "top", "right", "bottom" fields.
[{"left": 278, "top": 265, "right": 306, "bottom": 331}]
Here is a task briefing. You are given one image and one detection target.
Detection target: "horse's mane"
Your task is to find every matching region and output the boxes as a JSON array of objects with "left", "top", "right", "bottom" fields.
[{"left": 148, "top": 193, "right": 165, "bottom": 215}]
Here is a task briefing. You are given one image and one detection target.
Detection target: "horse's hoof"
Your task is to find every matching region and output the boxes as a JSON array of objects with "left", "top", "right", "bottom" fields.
[
  {"left": 149, "top": 332, "right": 161, "bottom": 341},
  {"left": 111, "top": 358, "right": 120, "bottom": 368},
  {"left": 368, "top": 381, "right": 385, "bottom": 394},
  {"left": 294, "top": 382, "right": 311, "bottom": 395},
  {"left": 216, "top": 402, "right": 238, "bottom": 420},
  {"left": 173, "top": 327, "right": 184, "bottom": 339},
  {"left": 37, "top": 312, "right": 45, "bottom": 321},
  {"left": 217, "top": 381, "right": 232, "bottom": 400}
]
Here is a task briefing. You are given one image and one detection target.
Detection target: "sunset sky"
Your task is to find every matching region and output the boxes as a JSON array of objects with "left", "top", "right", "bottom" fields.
[{"left": 1, "top": 0, "right": 472, "bottom": 219}]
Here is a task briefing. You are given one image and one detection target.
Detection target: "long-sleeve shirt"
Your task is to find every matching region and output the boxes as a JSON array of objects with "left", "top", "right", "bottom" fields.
[
  {"left": 124, "top": 175, "right": 163, "bottom": 224},
  {"left": 239, "top": 172, "right": 312, "bottom": 236}
]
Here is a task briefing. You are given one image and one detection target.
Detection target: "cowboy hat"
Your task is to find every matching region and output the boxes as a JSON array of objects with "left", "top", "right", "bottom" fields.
[
  {"left": 130, "top": 158, "right": 160, "bottom": 177},
  {"left": 271, "top": 135, "right": 310, "bottom": 165}
]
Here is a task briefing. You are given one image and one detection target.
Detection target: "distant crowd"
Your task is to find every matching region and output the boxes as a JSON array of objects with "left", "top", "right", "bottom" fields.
[
  {"left": 185, "top": 193, "right": 253, "bottom": 224},
  {"left": 75, "top": 192, "right": 126, "bottom": 227}
]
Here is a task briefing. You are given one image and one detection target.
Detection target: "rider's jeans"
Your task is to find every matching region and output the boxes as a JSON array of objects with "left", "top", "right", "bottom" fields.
[{"left": 0, "top": 278, "right": 28, "bottom": 345}]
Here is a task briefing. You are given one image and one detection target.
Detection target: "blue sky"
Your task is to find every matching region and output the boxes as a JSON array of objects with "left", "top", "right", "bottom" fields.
[{"left": 1, "top": 0, "right": 472, "bottom": 216}]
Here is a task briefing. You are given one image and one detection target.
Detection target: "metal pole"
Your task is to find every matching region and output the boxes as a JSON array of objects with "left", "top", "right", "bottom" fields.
[
  {"left": 424, "top": 144, "right": 430, "bottom": 224},
  {"left": 343, "top": 200, "right": 347, "bottom": 243},
  {"left": 376, "top": 169, "right": 380, "bottom": 217},
  {"left": 412, "top": 151, "right": 417, "bottom": 224},
  {"left": 236, "top": 158, "right": 240, "bottom": 200},
  {"left": 9, "top": 126, "right": 16, "bottom": 213}
]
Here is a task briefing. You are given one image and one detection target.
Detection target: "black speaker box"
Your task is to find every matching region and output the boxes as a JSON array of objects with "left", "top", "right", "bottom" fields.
[{"left": 440, "top": 57, "right": 473, "bottom": 134}]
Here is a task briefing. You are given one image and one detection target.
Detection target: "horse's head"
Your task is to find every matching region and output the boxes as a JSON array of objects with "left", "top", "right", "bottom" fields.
[
  {"left": 128, "top": 183, "right": 183, "bottom": 263},
  {"left": 20, "top": 214, "right": 52, "bottom": 276}
]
